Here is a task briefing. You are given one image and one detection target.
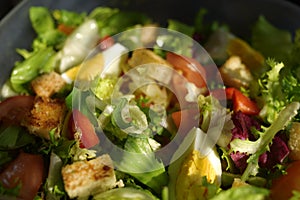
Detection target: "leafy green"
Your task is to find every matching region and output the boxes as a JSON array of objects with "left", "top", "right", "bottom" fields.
[
  {"left": 94, "top": 187, "right": 158, "bottom": 200},
  {"left": 258, "top": 59, "right": 286, "bottom": 124},
  {"left": 92, "top": 77, "right": 118, "bottom": 101},
  {"left": 0, "top": 151, "right": 14, "bottom": 166},
  {"left": 29, "top": 7, "right": 68, "bottom": 50},
  {"left": 33, "top": 30, "right": 66, "bottom": 50},
  {"left": 111, "top": 98, "right": 148, "bottom": 135},
  {"left": 89, "top": 7, "right": 119, "bottom": 35},
  {"left": 154, "top": 31, "right": 193, "bottom": 57},
  {"left": 252, "top": 16, "right": 293, "bottom": 63},
  {"left": 230, "top": 102, "right": 300, "bottom": 181},
  {"left": 167, "top": 19, "right": 195, "bottom": 37},
  {"left": 194, "top": 8, "right": 208, "bottom": 33},
  {"left": 97, "top": 10, "right": 151, "bottom": 37},
  {"left": 40, "top": 129, "right": 76, "bottom": 164},
  {"left": 210, "top": 185, "right": 269, "bottom": 200},
  {"left": 0, "top": 182, "right": 21, "bottom": 197},
  {"left": 29, "top": 7, "right": 55, "bottom": 35},
  {"left": 10, "top": 47, "right": 55, "bottom": 93},
  {"left": 44, "top": 153, "right": 66, "bottom": 199},
  {"left": 0, "top": 126, "right": 36, "bottom": 150},
  {"left": 290, "top": 190, "right": 300, "bottom": 200},
  {"left": 53, "top": 9, "right": 86, "bottom": 27},
  {"left": 117, "top": 136, "right": 168, "bottom": 195}
]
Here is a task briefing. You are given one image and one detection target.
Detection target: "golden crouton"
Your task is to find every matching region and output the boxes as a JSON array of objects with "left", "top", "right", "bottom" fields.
[
  {"left": 22, "top": 97, "right": 66, "bottom": 139},
  {"left": 288, "top": 122, "right": 300, "bottom": 161},
  {"left": 31, "top": 71, "right": 66, "bottom": 97},
  {"left": 219, "top": 56, "right": 253, "bottom": 89},
  {"left": 61, "top": 154, "right": 117, "bottom": 199}
]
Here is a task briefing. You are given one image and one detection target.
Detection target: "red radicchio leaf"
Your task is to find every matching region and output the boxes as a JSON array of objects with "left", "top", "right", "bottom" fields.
[
  {"left": 231, "top": 111, "right": 261, "bottom": 141},
  {"left": 230, "top": 151, "right": 249, "bottom": 173},
  {"left": 230, "top": 111, "right": 261, "bottom": 172},
  {"left": 259, "top": 134, "right": 290, "bottom": 169}
]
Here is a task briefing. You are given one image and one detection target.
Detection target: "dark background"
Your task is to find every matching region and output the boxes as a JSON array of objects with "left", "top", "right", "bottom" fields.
[{"left": 0, "top": 0, "right": 299, "bottom": 19}]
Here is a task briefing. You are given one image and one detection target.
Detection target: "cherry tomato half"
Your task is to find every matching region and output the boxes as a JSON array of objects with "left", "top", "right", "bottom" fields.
[
  {"left": 68, "top": 109, "right": 100, "bottom": 148},
  {"left": 0, "top": 95, "right": 34, "bottom": 126},
  {"left": 270, "top": 160, "right": 300, "bottom": 200},
  {"left": 0, "top": 152, "right": 44, "bottom": 200},
  {"left": 166, "top": 52, "right": 207, "bottom": 88}
]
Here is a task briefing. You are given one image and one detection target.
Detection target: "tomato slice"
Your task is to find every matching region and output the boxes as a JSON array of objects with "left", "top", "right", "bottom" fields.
[
  {"left": 57, "top": 24, "right": 75, "bottom": 35},
  {"left": 0, "top": 95, "right": 34, "bottom": 126},
  {"left": 270, "top": 160, "right": 300, "bottom": 200},
  {"left": 98, "top": 35, "right": 115, "bottom": 51},
  {"left": 225, "top": 87, "right": 236, "bottom": 100},
  {"left": 0, "top": 152, "right": 44, "bottom": 200},
  {"left": 166, "top": 52, "right": 206, "bottom": 88},
  {"left": 171, "top": 109, "right": 199, "bottom": 133},
  {"left": 230, "top": 88, "right": 260, "bottom": 115},
  {"left": 68, "top": 109, "right": 100, "bottom": 148}
]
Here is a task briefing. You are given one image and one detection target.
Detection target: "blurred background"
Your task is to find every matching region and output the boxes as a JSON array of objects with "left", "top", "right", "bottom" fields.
[{"left": 0, "top": 0, "right": 299, "bottom": 20}]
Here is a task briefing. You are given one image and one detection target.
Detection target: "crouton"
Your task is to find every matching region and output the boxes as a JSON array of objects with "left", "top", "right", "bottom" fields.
[
  {"left": 31, "top": 71, "right": 66, "bottom": 97},
  {"left": 288, "top": 122, "right": 300, "bottom": 161},
  {"left": 128, "top": 48, "right": 172, "bottom": 68},
  {"left": 22, "top": 97, "right": 66, "bottom": 139},
  {"left": 219, "top": 56, "right": 253, "bottom": 89},
  {"left": 61, "top": 154, "right": 117, "bottom": 199}
]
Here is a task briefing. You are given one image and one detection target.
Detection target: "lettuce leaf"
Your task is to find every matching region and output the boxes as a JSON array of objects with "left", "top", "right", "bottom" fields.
[
  {"left": 210, "top": 185, "right": 269, "bottom": 200},
  {"left": 10, "top": 47, "right": 55, "bottom": 93},
  {"left": 116, "top": 136, "right": 168, "bottom": 195},
  {"left": 29, "top": 7, "right": 55, "bottom": 35},
  {"left": 252, "top": 16, "right": 293, "bottom": 63},
  {"left": 53, "top": 9, "right": 86, "bottom": 27}
]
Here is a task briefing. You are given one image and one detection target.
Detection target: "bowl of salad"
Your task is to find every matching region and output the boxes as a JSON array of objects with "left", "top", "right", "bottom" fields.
[{"left": 1, "top": 0, "right": 300, "bottom": 200}]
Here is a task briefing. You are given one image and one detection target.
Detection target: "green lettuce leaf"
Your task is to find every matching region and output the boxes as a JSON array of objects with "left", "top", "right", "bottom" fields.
[
  {"left": 0, "top": 126, "right": 35, "bottom": 150},
  {"left": 117, "top": 136, "right": 168, "bottom": 195},
  {"left": 29, "top": 7, "right": 55, "bottom": 35},
  {"left": 210, "top": 185, "right": 269, "bottom": 200},
  {"left": 167, "top": 19, "right": 195, "bottom": 37},
  {"left": 252, "top": 16, "right": 293, "bottom": 63},
  {"left": 89, "top": 7, "right": 151, "bottom": 37},
  {"left": 53, "top": 9, "right": 86, "bottom": 27},
  {"left": 10, "top": 47, "right": 55, "bottom": 93},
  {"left": 258, "top": 59, "right": 286, "bottom": 124}
]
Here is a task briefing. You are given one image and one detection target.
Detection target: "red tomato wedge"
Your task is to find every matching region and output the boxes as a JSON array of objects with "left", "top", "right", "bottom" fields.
[
  {"left": 225, "top": 87, "right": 236, "bottom": 100},
  {"left": 171, "top": 109, "right": 199, "bottom": 134},
  {"left": 57, "top": 24, "right": 75, "bottom": 35},
  {"left": 0, "top": 152, "right": 44, "bottom": 200},
  {"left": 231, "top": 88, "right": 260, "bottom": 115},
  {"left": 98, "top": 35, "right": 115, "bottom": 51},
  {"left": 270, "top": 160, "right": 300, "bottom": 200},
  {"left": 69, "top": 109, "right": 99, "bottom": 148},
  {"left": 166, "top": 52, "right": 206, "bottom": 88},
  {"left": 0, "top": 95, "right": 34, "bottom": 126}
]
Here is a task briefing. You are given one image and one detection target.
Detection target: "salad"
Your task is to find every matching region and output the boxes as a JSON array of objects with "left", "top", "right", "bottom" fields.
[{"left": 0, "top": 4, "right": 300, "bottom": 200}]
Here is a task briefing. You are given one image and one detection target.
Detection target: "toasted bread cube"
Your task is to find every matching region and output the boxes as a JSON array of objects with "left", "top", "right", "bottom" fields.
[
  {"left": 219, "top": 56, "right": 253, "bottom": 89},
  {"left": 61, "top": 154, "right": 117, "bottom": 198},
  {"left": 31, "top": 71, "right": 66, "bottom": 97},
  {"left": 22, "top": 97, "right": 66, "bottom": 139},
  {"left": 288, "top": 122, "right": 300, "bottom": 161}
]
